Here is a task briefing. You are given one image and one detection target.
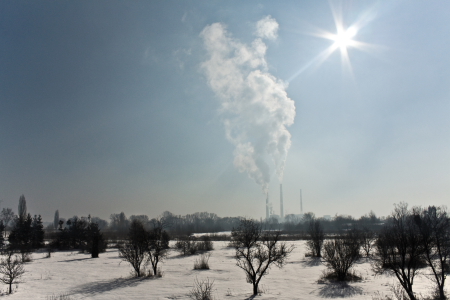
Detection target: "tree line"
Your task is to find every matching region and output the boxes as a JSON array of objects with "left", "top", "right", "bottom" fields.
[{"left": 304, "top": 203, "right": 450, "bottom": 300}]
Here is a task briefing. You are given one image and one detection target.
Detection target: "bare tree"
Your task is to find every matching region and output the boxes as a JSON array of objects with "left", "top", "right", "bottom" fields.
[
  {"left": 147, "top": 218, "right": 170, "bottom": 276},
  {"left": 413, "top": 206, "right": 450, "bottom": 300},
  {"left": 119, "top": 219, "right": 148, "bottom": 277},
  {"left": 360, "top": 227, "right": 376, "bottom": 257},
  {"left": 373, "top": 203, "right": 424, "bottom": 300},
  {"left": 0, "top": 208, "right": 15, "bottom": 231},
  {"left": 0, "top": 252, "right": 25, "bottom": 294},
  {"left": 306, "top": 218, "right": 324, "bottom": 257},
  {"left": 322, "top": 229, "right": 361, "bottom": 281},
  {"left": 232, "top": 218, "right": 294, "bottom": 295}
]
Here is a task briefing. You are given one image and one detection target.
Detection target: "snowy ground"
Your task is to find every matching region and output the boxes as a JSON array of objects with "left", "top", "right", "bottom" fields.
[{"left": 3, "top": 241, "right": 442, "bottom": 299}]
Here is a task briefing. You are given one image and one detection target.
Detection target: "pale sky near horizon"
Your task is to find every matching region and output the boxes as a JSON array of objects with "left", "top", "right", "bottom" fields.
[{"left": 1, "top": 1, "right": 449, "bottom": 222}]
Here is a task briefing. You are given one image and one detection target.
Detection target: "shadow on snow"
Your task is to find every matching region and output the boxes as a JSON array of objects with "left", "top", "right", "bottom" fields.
[
  {"left": 69, "top": 277, "right": 149, "bottom": 295},
  {"left": 318, "top": 282, "right": 363, "bottom": 298}
]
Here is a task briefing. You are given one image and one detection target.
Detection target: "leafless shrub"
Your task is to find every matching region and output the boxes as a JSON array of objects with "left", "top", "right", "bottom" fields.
[
  {"left": 372, "top": 291, "right": 394, "bottom": 300},
  {"left": 306, "top": 218, "right": 324, "bottom": 257},
  {"left": 194, "top": 253, "right": 211, "bottom": 270},
  {"left": 0, "top": 252, "right": 25, "bottom": 294},
  {"left": 175, "top": 236, "right": 199, "bottom": 255},
  {"left": 360, "top": 227, "right": 376, "bottom": 257},
  {"left": 189, "top": 277, "right": 215, "bottom": 300},
  {"left": 47, "top": 293, "right": 72, "bottom": 300},
  {"left": 22, "top": 253, "right": 32, "bottom": 263},
  {"left": 197, "top": 236, "right": 214, "bottom": 251},
  {"left": 322, "top": 229, "right": 362, "bottom": 281},
  {"left": 319, "top": 268, "right": 361, "bottom": 283}
]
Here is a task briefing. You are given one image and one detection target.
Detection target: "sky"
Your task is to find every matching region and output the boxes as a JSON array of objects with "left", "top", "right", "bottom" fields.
[{"left": 1, "top": 0, "right": 449, "bottom": 222}]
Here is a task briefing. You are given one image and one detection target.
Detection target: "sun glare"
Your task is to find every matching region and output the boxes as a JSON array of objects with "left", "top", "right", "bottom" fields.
[
  {"left": 332, "top": 26, "right": 357, "bottom": 50},
  {"left": 287, "top": 3, "right": 379, "bottom": 83}
]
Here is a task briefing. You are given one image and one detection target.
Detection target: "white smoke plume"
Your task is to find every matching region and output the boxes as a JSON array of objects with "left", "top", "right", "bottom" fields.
[{"left": 200, "top": 17, "right": 296, "bottom": 193}]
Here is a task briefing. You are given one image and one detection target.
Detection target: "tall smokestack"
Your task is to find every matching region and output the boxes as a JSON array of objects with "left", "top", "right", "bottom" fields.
[
  {"left": 266, "top": 193, "right": 269, "bottom": 219},
  {"left": 300, "top": 189, "right": 303, "bottom": 214},
  {"left": 280, "top": 184, "right": 284, "bottom": 219}
]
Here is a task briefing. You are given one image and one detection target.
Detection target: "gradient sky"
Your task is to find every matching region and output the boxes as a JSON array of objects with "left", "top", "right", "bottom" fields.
[{"left": 1, "top": 1, "right": 449, "bottom": 222}]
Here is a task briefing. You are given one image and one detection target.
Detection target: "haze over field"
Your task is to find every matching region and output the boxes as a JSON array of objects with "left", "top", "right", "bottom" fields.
[{"left": 1, "top": 1, "right": 449, "bottom": 221}]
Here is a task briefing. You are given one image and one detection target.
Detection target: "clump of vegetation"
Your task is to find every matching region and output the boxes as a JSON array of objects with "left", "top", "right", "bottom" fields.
[
  {"left": 175, "top": 236, "right": 199, "bottom": 255},
  {"left": 194, "top": 253, "right": 211, "bottom": 270},
  {"left": 305, "top": 217, "right": 324, "bottom": 257},
  {"left": 322, "top": 229, "right": 362, "bottom": 281},
  {"left": 197, "top": 236, "right": 214, "bottom": 251},
  {"left": 189, "top": 277, "right": 215, "bottom": 300},
  {"left": 47, "top": 293, "right": 72, "bottom": 300}
]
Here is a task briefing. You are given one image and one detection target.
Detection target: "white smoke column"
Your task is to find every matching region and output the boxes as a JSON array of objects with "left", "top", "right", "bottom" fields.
[{"left": 201, "top": 16, "right": 296, "bottom": 193}]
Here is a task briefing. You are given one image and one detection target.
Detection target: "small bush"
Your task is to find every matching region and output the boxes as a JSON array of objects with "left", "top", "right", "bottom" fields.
[
  {"left": 189, "top": 277, "right": 214, "bottom": 300},
  {"left": 322, "top": 230, "right": 361, "bottom": 281},
  {"left": 146, "top": 267, "right": 164, "bottom": 278},
  {"left": 306, "top": 218, "right": 324, "bottom": 257},
  {"left": 22, "top": 253, "right": 33, "bottom": 263},
  {"left": 197, "top": 236, "right": 214, "bottom": 251},
  {"left": 319, "top": 269, "right": 362, "bottom": 283},
  {"left": 372, "top": 291, "right": 394, "bottom": 300},
  {"left": 194, "top": 253, "right": 210, "bottom": 270},
  {"left": 155, "top": 267, "right": 164, "bottom": 278},
  {"left": 175, "top": 237, "right": 199, "bottom": 256},
  {"left": 47, "top": 293, "right": 72, "bottom": 300}
]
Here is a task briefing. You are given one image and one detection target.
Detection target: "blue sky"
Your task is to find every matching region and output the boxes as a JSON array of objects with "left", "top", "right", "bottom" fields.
[{"left": 1, "top": 1, "right": 449, "bottom": 222}]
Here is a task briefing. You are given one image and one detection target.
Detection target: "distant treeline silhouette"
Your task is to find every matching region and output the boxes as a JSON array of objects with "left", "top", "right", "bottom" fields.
[{"left": 42, "top": 210, "right": 384, "bottom": 238}]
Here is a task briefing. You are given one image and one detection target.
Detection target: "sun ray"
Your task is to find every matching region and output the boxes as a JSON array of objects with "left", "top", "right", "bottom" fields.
[{"left": 288, "top": 3, "right": 381, "bottom": 83}]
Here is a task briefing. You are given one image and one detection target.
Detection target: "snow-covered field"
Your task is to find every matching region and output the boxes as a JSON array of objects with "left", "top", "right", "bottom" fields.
[{"left": 5, "top": 241, "right": 440, "bottom": 299}]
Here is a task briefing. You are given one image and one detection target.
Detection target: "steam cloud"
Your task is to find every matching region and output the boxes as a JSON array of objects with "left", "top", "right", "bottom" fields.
[{"left": 201, "top": 16, "right": 296, "bottom": 193}]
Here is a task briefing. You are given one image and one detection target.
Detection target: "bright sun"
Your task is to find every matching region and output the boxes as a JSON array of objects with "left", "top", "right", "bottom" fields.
[
  {"left": 332, "top": 26, "right": 357, "bottom": 50},
  {"left": 287, "top": 3, "right": 378, "bottom": 83}
]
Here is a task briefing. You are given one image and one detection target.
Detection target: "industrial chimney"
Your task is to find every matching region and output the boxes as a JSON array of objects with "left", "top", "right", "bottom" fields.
[
  {"left": 280, "top": 184, "right": 284, "bottom": 219},
  {"left": 265, "top": 193, "right": 269, "bottom": 219}
]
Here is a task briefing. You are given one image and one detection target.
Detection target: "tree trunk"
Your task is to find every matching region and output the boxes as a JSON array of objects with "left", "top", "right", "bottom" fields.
[
  {"left": 253, "top": 282, "right": 258, "bottom": 295},
  {"left": 405, "top": 287, "right": 416, "bottom": 300},
  {"left": 438, "top": 288, "right": 445, "bottom": 300},
  {"left": 91, "top": 236, "right": 99, "bottom": 258}
]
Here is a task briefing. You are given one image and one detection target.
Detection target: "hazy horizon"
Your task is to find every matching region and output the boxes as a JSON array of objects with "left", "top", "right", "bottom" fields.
[{"left": 1, "top": 1, "right": 449, "bottom": 222}]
